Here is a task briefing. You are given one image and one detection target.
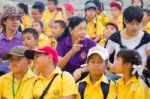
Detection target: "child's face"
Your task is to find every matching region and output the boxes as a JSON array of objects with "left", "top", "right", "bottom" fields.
[
  {"left": 110, "top": 7, "right": 121, "bottom": 17},
  {"left": 113, "top": 57, "right": 124, "bottom": 74},
  {"left": 133, "top": 0, "right": 142, "bottom": 7},
  {"left": 87, "top": 54, "right": 105, "bottom": 76},
  {"left": 143, "top": 12, "right": 150, "bottom": 22},
  {"left": 85, "top": 8, "right": 96, "bottom": 20},
  {"left": 22, "top": 33, "right": 37, "bottom": 49},
  {"left": 32, "top": 22, "right": 42, "bottom": 33},
  {"left": 52, "top": 23, "right": 65, "bottom": 39},
  {"left": 31, "top": 8, "right": 43, "bottom": 21},
  {"left": 104, "top": 25, "right": 117, "bottom": 38}
]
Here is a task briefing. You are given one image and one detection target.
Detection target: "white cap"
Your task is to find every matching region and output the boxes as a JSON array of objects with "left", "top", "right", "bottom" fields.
[{"left": 87, "top": 46, "right": 109, "bottom": 61}]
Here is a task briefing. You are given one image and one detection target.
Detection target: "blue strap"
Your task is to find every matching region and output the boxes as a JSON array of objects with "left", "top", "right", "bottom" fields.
[{"left": 78, "top": 82, "right": 87, "bottom": 99}]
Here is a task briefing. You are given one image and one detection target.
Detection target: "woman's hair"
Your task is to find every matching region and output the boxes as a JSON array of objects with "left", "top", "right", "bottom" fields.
[
  {"left": 32, "top": 2, "right": 45, "bottom": 13},
  {"left": 123, "top": 6, "right": 143, "bottom": 28},
  {"left": 132, "top": 0, "right": 144, "bottom": 8},
  {"left": 22, "top": 28, "right": 39, "bottom": 40},
  {"left": 17, "top": 3, "right": 29, "bottom": 15},
  {"left": 57, "top": 16, "right": 86, "bottom": 41},
  {"left": 146, "top": 55, "right": 150, "bottom": 71},
  {"left": 117, "top": 49, "right": 142, "bottom": 77}
]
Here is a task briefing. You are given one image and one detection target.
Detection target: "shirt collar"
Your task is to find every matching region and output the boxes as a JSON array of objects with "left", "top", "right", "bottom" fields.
[
  {"left": 39, "top": 67, "right": 61, "bottom": 80},
  {"left": 0, "top": 31, "right": 21, "bottom": 41},
  {"left": 82, "top": 74, "right": 109, "bottom": 86},
  {"left": 65, "top": 36, "right": 88, "bottom": 47}
]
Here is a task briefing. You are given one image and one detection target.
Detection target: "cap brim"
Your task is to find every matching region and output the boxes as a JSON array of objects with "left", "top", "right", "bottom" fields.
[
  {"left": 87, "top": 51, "right": 106, "bottom": 61},
  {"left": 25, "top": 49, "right": 46, "bottom": 59},
  {"left": 1, "top": 52, "right": 24, "bottom": 60}
]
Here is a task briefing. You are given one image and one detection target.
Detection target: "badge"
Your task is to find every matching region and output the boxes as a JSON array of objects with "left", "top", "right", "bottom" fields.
[
  {"left": 53, "top": 89, "right": 60, "bottom": 96},
  {"left": 80, "top": 52, "right": 87, "bottom": 59}
]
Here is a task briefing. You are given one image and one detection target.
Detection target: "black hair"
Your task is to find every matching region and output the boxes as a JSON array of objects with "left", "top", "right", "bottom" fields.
[
  {"left": 48, "top": 0, "right": 58, "bottom": 5},
  {"left": 32, "top": 2, "right": 45, "bottom": 13},
  {"left": 143, "top": 9, "right": 150, "bottom": 16},
  {"left": 132, "top": 0, "right": 144, "bottom": 8},
  {"left": 84, "top": 0, "right": 92, "bottom": 5},
  {"left": 17, "top": 3, "right": 29, "bottom": 15},
  {"left": 146, "top": 55, "right": 150, "bottom": 71},
  {"left": 33, "top": 21, "right": 44, "bottom": 29},
  {"left": 54, "top": 20, "right": 66, "bottom": 28},
  {"left": 92, "top": 0, "right": 104, "bottom": 11},
  {"left": 105, "top": 22, "right": 118, "bottom": 31},
  {"left": 22, "top": 28, "right": 39, "bottom": 40},
  {"left": 117, "top": 49, "right": 142, "bottom": 77},
  {"left": 123, "top": 6, "right": 144, "bottom": 28}
]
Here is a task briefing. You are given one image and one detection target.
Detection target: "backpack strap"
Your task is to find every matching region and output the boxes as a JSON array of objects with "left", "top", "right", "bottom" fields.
[
  {"left": 78, "top": 81, "right": 87, "bottom": 99},
  {"left": 39, "top": 74, "right": 59, "bottom": 99}
]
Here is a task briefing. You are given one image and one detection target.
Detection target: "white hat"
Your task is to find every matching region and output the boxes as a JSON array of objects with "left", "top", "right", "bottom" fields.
[{"left": 87, "top": 46, "right": 109, "bottom": 60}]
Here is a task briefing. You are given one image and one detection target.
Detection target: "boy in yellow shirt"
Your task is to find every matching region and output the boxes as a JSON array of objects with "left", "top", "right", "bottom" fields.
[
  {"left": 43, "top": 0, "right": 62, "bottom": 37},
  {"left": 25, "top": 46, "right": 77, "bottom": 99},
  {"left": 32, "top": 21, "right": 49, "bottom": 48},
  {"left": 113, "top": 49, "right": 150, "bottom": 99},
  {"left": 84, "top": 2, "right": 104, "bottom": 42},
  {"left": 0, "top": 46, "right": 37, "bottom": 99},
  {"left": 108, "top": 1, "right": 123, "bottom": 30},
  {"left": 76, "top": 46, "right": 117, "bottom": 99}
]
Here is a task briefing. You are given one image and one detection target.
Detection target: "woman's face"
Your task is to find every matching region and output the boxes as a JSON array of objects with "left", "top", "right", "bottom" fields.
[{"left": 70, "top": 21, "right": 87, "bottom": 40}]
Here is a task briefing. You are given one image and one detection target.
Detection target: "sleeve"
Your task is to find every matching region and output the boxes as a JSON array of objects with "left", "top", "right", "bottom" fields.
[
  {"left": 145, "top": 42, "right": 150, "bottom": 52},
  {"left": 105, "top": 39, "right": 115, "bottom": 55},
  {"left": 62, "top": 72, "right": 77, "bottom": 96},
  {"left": 0, "top": 77, "right": 3, "bottom": 98},
  {"left": 56, "top": 41, "right": 64, "bottom": 57}
]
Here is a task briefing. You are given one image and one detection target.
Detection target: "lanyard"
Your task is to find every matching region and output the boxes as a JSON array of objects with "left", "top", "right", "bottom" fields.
[{"left": 12, "top": 75, "right": 23, "bottom": 98}]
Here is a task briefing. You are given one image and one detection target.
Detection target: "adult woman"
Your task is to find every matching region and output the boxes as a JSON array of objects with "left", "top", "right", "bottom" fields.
[
  {"left": 105, "top": 6, "right": 150, "bottom": 66},
  {"left": 56, "top": 16, "right": 96, "bottom": 76}
]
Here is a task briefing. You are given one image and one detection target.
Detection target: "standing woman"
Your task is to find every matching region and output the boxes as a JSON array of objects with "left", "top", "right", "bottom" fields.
[
  {"left": 56, "top": 16, "right": 96, "bottom": 79},
  {"left": 105, "top": 6, "right": 150, "bottom": 66}
]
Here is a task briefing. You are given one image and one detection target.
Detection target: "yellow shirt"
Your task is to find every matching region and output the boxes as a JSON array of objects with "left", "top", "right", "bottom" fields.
[
  {"left": 76, "top": 74, "right": 117, "bottom": 99},
  {"left": 143, "top": 22, "right": 150, "bottom": 33},
  {"left": 0, "top": 69, "right": 37, "bottom": 99},
  {"left": 116, "top": 76, "right": 150, "bottom": 99},
  {"left": 107, "top": 14, "right": 123, "bottom": 31},
  {"left": 99, "top": 38, "right": 107, "bottom": 47},
  {"left": 33, "top": 67, "right": 77, "bottom": 99},
  {"left": 87, "top": 18, "right": 104, "bottom": 39},
  {"left": 21, "top": 15, "right": 32, "bottom": 29},
  {"left": 96, "top": 12, "right": 108, "bottom": 26},
  {"left": 37, "top": 33, "right": 50, "bottom": 48},
  {"left": 43, "top": 10, "right": 62, "bottom": 37}
]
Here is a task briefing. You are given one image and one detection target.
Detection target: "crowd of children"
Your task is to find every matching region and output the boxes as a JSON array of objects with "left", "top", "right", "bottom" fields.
[{"left": 0, "top": 0, "right": 150, "bottom": 99}]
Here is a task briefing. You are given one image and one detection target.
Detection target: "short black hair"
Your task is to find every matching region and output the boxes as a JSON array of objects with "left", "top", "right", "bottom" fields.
[
  {"left": 54, "top": 20, "right": 66, "bottom": 28},
  {"left": 48, "top": 0, "right": 58, "bottom": 5},
  {"left": 17, "top": 3, "right": 29, "bottom": 15},
  {"left": 143, "top": 9, "right": 150, "bottom": 16},
  {"left": 22, "top": 28, "right": 39, "bottom": 40},
  {"left": 105, "top": 22, "right": 118, "bottom": 31},
  {"left": 132, "top": 0, "right": 144, "bottom": 8},
  {"left": 146, "top": 55, "right": 150, "bottom": 71},
  {"left": 123, "top": 6, "right": 143, "bottom": 23},
  {"left": 92, "top": 0, "right": 104, "bottom": 11},
  {"left": 32, "top": 2, "right": 45, "bottom": 13},
  {"left": 117, "top": 49, "right": 142, "bottom": 77}
]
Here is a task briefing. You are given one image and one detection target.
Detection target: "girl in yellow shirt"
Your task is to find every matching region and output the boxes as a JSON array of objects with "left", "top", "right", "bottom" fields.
[{"left": 113, "top": 49, "right": 150, "bottom": 99}]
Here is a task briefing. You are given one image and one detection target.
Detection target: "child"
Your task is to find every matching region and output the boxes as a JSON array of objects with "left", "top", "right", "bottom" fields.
[
  {"left": 22, "top": 28, "right": 39, "bottom": 74},
  {"left": 108, "top": 1, "right": 123, "bottom": 30},
  {"left": 52, "top": 20, "right": 66, "bottom": 40},
  {"left": 32, "top": 21, "right": 49, "bottom": 48},
  {"left": 142, "top": 7, "right": 150, "bottom": 33},
  {"left": 99, "top": 22, "right": 118, "bottom": 47},
  {"left": 76, "top": 46, "right": 116, "bottom": 99},
  {"left": 22, "top": 28, "right": 39, "bottom": 50},
  {"left": 113, "top": 49, "right": 149, "bottom": 99},
  {"left": 25, "top": 46, "right": 77, "bottom": 98},
  {"left": 0, "top": 46, "right": 37, "bottom": 98},
  {"left": 84, "top": 2, "right": 104, "bottom": 42}
]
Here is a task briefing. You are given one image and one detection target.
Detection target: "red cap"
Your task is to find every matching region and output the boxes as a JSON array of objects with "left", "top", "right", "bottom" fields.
[
  {"left": 110, "top": 1, "right": 122, "bottom": 10},
  {"left": 25, "top": 46, "right": 58, "bottom": 63},
  {"left": 63, "top": 3, "right": 75, "bottom": 13}
]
